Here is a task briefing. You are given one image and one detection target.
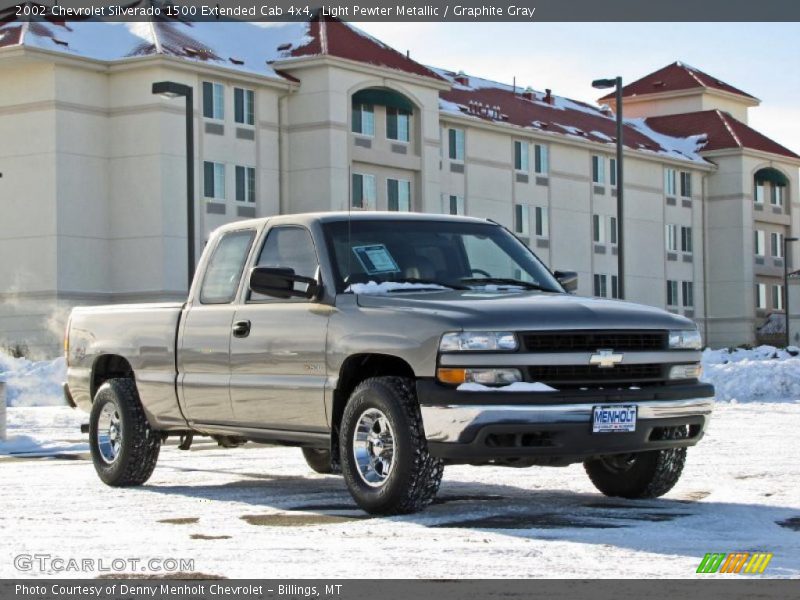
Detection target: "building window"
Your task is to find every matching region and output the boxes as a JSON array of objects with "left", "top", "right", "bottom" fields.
[
  {"left": 664, "top": 168, "right": 677, "bottom": 197},
  {"left": 592, "top": 214, "right": 606, "bottom": 243},
  {"left": 443, "top": 194, "right": 465, "bottom": 215},
  {"left": 352, "top": 103, "right": 374, "bottom": 136},
  {"left": 609, "top": 216, "right": 618, "bottom": 245},
  {"left": 514, "top": 140, "right": 529, "bottom": 171},
  {"left": 534, "top": 144, "right": 549, "bottom": 174},
  {"left": 755, "top": 230, "right": 766, "bottom": 256},
  {"left": 609, "top": 158, "right": 617, "bottom": 187},
  {"left": 680, "top": 171, "right": 692, "bottom": 198},
  {"left": 386, "top": 107, "right": 411, "bottom": 142},
  {"left": 771, "top": 232, "right": 784, "bottom": 258},
  {"left": 666, "top": 280, "right": 679, "bottom": 307},
  {"left": 448, "top": 128, "right": 465, "bottom": 161},
  {"left": 772, "top": 185, "right": 786, "bottom": 207},
  {"left": 592, "top": 155, "right": 605, "bottom": 184},
  {"left": 681, "top": 226, "right": 693, "bottom": 254},
  {"left": 235, "top": 166, "right": 255, "bottom": 203},
  {"left": 352, "top": 173, "right": 377, "bottom": 210},
  {"left": 202, "top": 82, "right": 224, "bottom": 120},
  {"left": 234, "top": 88, "right": 254, "bottom": 126},
  {"left": 755, "top": 283, "right": 767, "bottom": 310},
  {"left": 387, "top": 178, "right": 411, "bottom": 212},
  {"left": 203, "top": 161, "right": 225, "bottom": 199},
  {"left": 682, "top": 281, "right": 694, "bottom": 308},
  {"left": 754, "top": 183, "right": 765, "bottom": 204},
  {"left": 514, "top": 204, "right": 530, "bottom": 236},
  {"left": 666, "top": 224, "right": 678, "bottom": 252},
  {"left": 773, "top": 284, "right": 784, "bottom": 311},
  {"left": 594, "top": 274, "right": 608, "bottom": 298},
  {"left": 534, "top": 206, "right": 549, "bottom": 238}
]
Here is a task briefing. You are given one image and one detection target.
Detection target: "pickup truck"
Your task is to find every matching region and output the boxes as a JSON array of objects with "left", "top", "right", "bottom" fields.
[{"left": 64, "top": 212, "right": 714, "bottom": 515}]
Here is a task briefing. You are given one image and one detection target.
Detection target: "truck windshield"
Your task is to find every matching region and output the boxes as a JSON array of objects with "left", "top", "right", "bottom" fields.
[{"left": 321, "top": 219, "right": 563, "bottom": 294}]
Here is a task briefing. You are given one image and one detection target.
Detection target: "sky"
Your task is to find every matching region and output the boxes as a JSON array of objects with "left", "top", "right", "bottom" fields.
[{"left": 358, "top": 22, "right": 800, "bottom": 156}]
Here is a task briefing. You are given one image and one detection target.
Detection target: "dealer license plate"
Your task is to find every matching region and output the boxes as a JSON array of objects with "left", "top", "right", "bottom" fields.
[{"left": 592, "top": 405, "right": 637, "bottom": 433}]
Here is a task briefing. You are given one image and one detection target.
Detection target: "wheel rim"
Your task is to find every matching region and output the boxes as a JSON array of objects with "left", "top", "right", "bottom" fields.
[
  {"left": 97, "top": 403, "right": 122, "bottom": 464},
  {"left": 352, "top": 408, "right": 395, "bottom": 487},
  {"left": 599, "top": 453, "right": 637, "bottom": 473}
]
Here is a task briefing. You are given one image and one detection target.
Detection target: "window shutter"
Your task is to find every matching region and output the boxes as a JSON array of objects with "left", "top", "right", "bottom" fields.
[
  {"left": 247, "top": 168, "right": 255, "bottom": 203},
  {"left": 387, "top": 179, "right": 398, "bottom": 211},
  {"left": 204, "top": 162, "right": 214, "bottom": 197},
  {"left": 387, "top": 110, "right": 398, "bottom": 140},
  {"left": 202, "top": 82, "right": 213, "bottom": 119},
  {"left": 448, "top": 129, "right": 457, "bottom": 160},
  {"left": 235, "top": 166, "right": 245, "bottom": 202},
  {"left": 234, "top": 89, "right": 244, "bottom": 124},
  {"left": 352, "top": 174, "right": 363, "bottom": 208},
  {"left": 352, "top": 105, "right": 362, "bottom": 134}
]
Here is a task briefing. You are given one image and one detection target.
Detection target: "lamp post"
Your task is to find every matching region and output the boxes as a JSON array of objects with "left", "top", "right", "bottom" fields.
[
  {"left": 152, "top": 81, "right": 195, "bottom": 290},
  {"left": 783, "top": 236, "right": 799, "bottom": 348},
  {"left": 592, "top": 76, "right": 624, "bottom": 299}
]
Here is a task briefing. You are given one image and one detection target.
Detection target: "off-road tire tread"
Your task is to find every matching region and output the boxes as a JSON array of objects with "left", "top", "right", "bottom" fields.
[
  {"left": 90, "top": 378, "right": 161, "bottom": 486},
  {"left": 341, "top": 376, "right": 444, "bottom": 515}
]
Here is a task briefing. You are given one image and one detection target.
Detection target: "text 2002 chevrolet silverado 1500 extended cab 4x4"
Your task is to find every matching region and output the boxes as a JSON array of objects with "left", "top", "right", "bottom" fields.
[{"left": 64, "top": 212, "right": 714, "bottom": 515}]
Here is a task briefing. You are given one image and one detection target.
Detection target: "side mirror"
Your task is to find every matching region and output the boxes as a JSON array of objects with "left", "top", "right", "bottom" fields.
[
  {"left": 554, "top": 270, "right": 578, "bottom": 293},
  {"left": 249, "top": 267, "right": 321, "bottom": 300}
]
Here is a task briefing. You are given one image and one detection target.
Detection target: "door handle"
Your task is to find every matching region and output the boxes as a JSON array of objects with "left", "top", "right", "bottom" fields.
[{"left": 232, "top": 319, "right": 251, "bottom": 338}]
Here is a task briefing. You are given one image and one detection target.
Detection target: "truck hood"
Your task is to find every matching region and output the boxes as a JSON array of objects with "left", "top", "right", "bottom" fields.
[{"left": 353, "top": 289, "right": 695, "bottom": 331}]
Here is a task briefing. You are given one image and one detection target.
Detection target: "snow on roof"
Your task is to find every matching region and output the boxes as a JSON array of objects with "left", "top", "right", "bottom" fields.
[
  {"left": 434, "top": 67, "right": 710, "bottom": 164},
  {"left": 0, "top": 17, "right": 312, "bottom": 80}
]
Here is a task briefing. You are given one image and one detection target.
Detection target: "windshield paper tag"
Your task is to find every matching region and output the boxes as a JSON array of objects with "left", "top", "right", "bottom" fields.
[{"left": 352, "top": 244, "right": 401, "bottom": 274}]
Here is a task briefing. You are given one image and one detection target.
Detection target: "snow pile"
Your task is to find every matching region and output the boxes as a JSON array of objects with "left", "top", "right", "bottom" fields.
[
  {"left": 0, "top": 352, "right": 66, "bottom": 407},
  {"left": 701, "top": 345, "right": 800, "bottom": 403},
  {"left": 345, "top": 281, "right": 448, "bottom": 295},
  {"left": 627, "top": 117, "right": 708, "bottom": 162},
  {"left": 0, "top": 406, "right": 87, "bottom": 456}
]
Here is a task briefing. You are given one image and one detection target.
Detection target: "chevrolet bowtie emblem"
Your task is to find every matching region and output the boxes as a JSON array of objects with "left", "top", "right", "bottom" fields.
[{"left": 589, "top": 349, "right": 624, "bottom": 368}]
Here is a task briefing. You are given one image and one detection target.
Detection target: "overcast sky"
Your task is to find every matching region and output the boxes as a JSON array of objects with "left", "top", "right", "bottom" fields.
[{"left": 358, "top": 22, "right": 800, "bottom": 156}]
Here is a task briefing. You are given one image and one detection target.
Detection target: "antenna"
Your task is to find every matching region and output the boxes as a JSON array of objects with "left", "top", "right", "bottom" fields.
[{"left": 347, "top": 165, "right": 352, "bottom": 286}]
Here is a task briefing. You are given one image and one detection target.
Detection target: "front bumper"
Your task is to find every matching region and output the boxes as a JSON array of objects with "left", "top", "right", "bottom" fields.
[{"left": 417, "top": 380, "right": 715, "bottom": 464}]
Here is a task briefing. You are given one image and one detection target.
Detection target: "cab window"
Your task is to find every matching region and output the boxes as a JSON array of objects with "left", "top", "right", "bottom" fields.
[{"left": 199, "top": 230, "right": 255, "bottom": 304}]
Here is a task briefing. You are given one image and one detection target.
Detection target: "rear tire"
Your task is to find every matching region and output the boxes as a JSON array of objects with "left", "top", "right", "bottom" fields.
[
  {"left": 89, "top": 378, "right": 161, "bottom": 486},
  {"left": 302, "top": 447, "right": 335, "bottom": 474},
  {"left": 340, "top": 377, "right": 444, "bottom": 515},
  {"left": 584, "top": 427, "right": 688, "bottom": 499}
]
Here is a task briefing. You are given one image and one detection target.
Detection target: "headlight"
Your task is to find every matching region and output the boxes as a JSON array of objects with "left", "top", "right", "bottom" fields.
[
  {"left": 440, "top": 331, "right": 518, "bottom": 352},
  {"left": 669, "top": 364, "right": 703, "bottom": 380},
  {"left": 437, "top": 368, "right": 522, "bottom": 385},
  {"left": 668, "top": 329, "right": 702, "bottom": 350}
]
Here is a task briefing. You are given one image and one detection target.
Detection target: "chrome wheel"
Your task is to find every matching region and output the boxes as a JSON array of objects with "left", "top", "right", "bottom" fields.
[
  {"left": 353, "top": 408, "right": 395, "bottom": 487},
  {"left": 97, "top": 403, "right": 122, "bottom": 464}
]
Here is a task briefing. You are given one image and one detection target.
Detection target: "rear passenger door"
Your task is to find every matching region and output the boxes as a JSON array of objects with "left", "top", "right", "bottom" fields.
[
  {"left": 178, "top": 229, "right": 256, "bottom": 425},
  {"left": 229, "top": 225, "right": 330, "bottom": 432}
]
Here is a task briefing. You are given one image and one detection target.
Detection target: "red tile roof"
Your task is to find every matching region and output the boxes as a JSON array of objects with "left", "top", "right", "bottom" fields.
[
  {"left": 284, "top": 15, "right": 444, "bottom": 82},
  {"left": 436, "top": 69, "right": 705, "bottom": 162},
  {"left": 600, "top": 62, "right": 757, "bottom": 102},
  {"left": 644, "top": 110, "right": 799, "bottom": 160}
]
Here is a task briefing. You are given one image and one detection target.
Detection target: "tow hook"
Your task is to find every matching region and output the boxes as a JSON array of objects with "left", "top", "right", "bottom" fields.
[{"left": 178, "top": 432, "right": 194, "bottom": 450}]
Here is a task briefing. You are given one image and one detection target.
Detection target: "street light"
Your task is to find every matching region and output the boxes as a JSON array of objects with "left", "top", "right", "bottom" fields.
[
  {"left": 592, "top": 76, "right": 624, "bottom": 299},
  {"left": 152, "top": 81, "right": 196, "bottom": 290},
  {"left": 783, "top": 236, "right": 799, "bottom": 348}
]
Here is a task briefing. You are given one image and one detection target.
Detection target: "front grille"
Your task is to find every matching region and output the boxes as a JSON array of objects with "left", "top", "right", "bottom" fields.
[
  {"left": 527, "top": 364, "right": 664, "bottom": 385},
  {"left": 522, "top": 330, "right": 667, "bottom": 352}
]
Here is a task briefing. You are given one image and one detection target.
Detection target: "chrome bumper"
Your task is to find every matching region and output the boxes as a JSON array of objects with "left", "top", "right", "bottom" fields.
[{"left": 421, "top": 397, "right": 715, "bottom": 443}]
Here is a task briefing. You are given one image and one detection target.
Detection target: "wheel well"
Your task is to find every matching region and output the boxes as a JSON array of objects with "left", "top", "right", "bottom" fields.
[
  {"left": 91, "top": 354, "right": 134, "bottom": 399},
  {"left": 330, "top": 354, "right": 415, "bottom": 451}
]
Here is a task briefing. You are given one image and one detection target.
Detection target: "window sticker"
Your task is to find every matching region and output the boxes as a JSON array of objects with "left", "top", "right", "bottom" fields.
[{"left": 352, "top": 244, "right": 401, "bottom": 274}]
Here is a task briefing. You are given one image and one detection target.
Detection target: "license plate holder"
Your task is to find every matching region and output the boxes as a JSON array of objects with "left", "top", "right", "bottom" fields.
[{"left": 592, "top": 405, "right": 637, "bottom": 433}]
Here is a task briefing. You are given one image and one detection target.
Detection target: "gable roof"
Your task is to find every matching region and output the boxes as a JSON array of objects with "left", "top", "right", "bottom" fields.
[
  {"left": 600, "top": 61, "right": 758, "bottom": 102},
  {"left": 279, "top": 15, "right": 444, "bottom": 81},
  {"left": 434, "top": 68, "right": 709, "bottom": 164},
  {"left": 644, "top": 110, "right": 799, "bottom": 160}
]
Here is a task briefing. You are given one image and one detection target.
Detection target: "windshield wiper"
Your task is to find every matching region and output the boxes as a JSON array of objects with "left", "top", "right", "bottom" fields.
[
  {"left": 459, "top": 277, "right": 556, "bottom": 292},
  {"left": 389, "top": 278, "right": 468, "bottom": 291}
]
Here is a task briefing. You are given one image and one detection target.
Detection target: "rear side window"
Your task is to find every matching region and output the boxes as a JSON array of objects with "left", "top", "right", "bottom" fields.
[{"left": 200, "top": 230, "right": 255, "bottom": 304}]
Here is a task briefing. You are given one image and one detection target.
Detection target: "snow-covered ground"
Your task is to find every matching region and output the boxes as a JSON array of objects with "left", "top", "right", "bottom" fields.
[{"left": 1, "top": 347, "right": 799, "bottom": 579}]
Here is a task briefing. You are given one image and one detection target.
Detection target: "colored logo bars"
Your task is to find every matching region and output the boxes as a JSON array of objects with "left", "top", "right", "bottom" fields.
[{"left": 697, "top": 552, "right": 773, "bottom": 574}]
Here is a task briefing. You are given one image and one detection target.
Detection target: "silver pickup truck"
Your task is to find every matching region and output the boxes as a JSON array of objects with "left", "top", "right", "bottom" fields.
[{"left": 64, "top": 212, "right": 714, "bottom": 515}]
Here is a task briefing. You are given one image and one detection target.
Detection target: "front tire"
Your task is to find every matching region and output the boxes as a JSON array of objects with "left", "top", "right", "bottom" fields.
[
  {"left": 340, "top": 377, "right": 444, "bottom": 515},
  {"left": 89, "top": 378, "right": 161, "bottom": 486},
  {"left": 584, "top": 428, "right": 688, "bottom": 499}
]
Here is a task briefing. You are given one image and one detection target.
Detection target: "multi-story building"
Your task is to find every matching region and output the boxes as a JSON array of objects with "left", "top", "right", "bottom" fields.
[{"left": 0, "top": 15, "right": 798, "bottom": 356}]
